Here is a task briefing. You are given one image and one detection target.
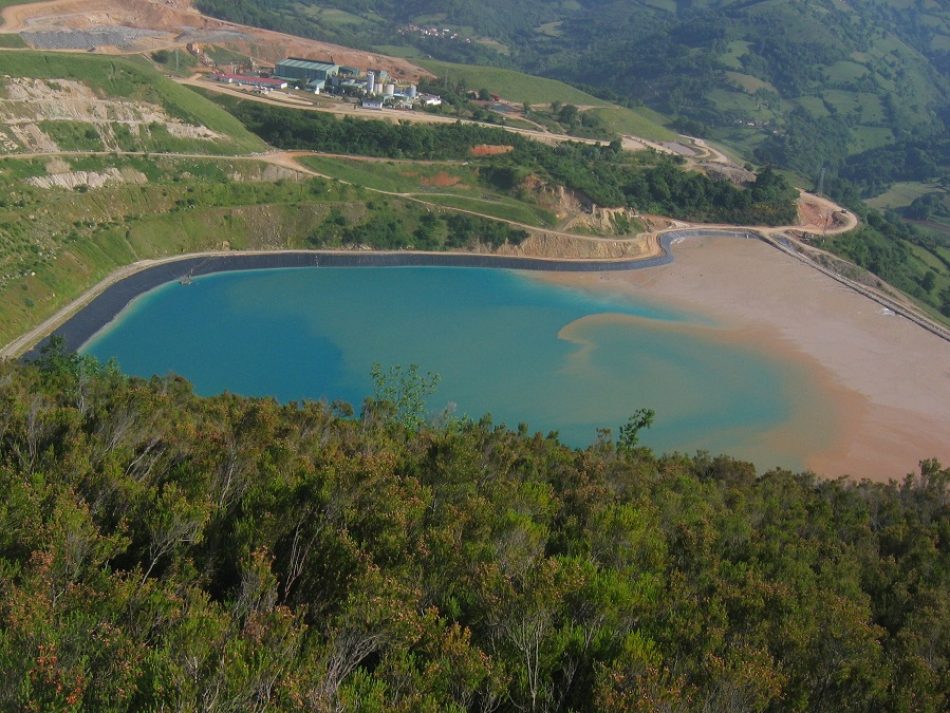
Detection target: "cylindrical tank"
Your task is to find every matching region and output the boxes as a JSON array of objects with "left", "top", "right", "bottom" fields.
[
  {"left": 407, "top": 84, "right": 417, "bottom": 98},
  {"left": 366, "top": 71, "right": 375, "bottom": 95},
  {"left": 384, "top": 83, "right": 395, "bottom": 97}
]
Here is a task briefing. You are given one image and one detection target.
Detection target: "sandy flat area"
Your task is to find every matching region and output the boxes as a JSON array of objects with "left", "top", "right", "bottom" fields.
[{"left": 541, "top": 236, "right": 950, "bottom": 482}]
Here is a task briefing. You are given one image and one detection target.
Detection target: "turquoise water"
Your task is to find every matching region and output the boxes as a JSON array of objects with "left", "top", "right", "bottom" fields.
[{"left": 83, "top": 266, "right": 835, "bottom": 468}]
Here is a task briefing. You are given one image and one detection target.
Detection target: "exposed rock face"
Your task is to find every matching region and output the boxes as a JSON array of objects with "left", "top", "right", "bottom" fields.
[
  {"left": 0, "top": 77, "right": 222, "bottom": 151},
  {"left": 495, "top": 232, "right": 656, "bottom": 260},
  {"left": 229, "top": 164, "right": 301, "bottom": 183},
  {"left": 27, "top": 167, "right": 148, "bottom": 189}
]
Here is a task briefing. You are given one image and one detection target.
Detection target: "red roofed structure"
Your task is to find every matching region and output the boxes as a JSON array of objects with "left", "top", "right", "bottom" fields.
[{"left": 212, "top": 73, "right": 288, "bottom": 90}]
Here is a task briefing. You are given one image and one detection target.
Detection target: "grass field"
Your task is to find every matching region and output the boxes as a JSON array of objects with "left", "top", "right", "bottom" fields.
[
  {"left": 708, "top": 88, "right": 774, "bottom": 122},
  {"left": 418, "top": 193, "right": 556, "bottom": 227},
  {"left": 299, "top": 156, "right": 474, "bottom": 194},
  {"left": 204, "top": 46, "right": 253, "bottom": 68},
  {"left": 796, "top": 95, "right": 831, "bottom": 119},
  {"left": 724, "top": 71, "right": 776, "bottom": 94},
  {"left": 373, "top": 45, "right": 424, "bottom": 59},
  {"left": 825, "top": 60, "right": 869, "bottom": 83},
  {"left": 848, "top": 126, "right": 895, "bottom": 154},
  {"left": 38, "top": 121, "right": 104, "bottom": 151},
  {"left": 867, "top": 182, "right": 938, "bottom": 210},
  {"left": 298, "top": 155, "right": 557, "bottom": 227},
  {"left": 0, "top": 51, "right": 266, "bottom": 154},
  {"left": 719, "top": 40, "right": 751, "bottom": 71},
  {"left": 302, "top": 6, "right": 373, "bottom": 28},
  {"left": 0, "top": 32, "right": 25, "bottom": 47},
  {"left": 417, "top": 58, "right": 675, "bottom": 141},
  {"left": 418, "top": 59, "right": 611, "bottom": 106},
  {"left": 585, "top": 106, "right": 677, "bottom": 142}
]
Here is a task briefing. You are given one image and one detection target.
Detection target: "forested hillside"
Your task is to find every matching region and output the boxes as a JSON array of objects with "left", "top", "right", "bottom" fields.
[
  {"left": 0, "top": 348, "right": 947, "bottom": 711},
  {"left": 196, "top": 0, "right": 949, "bottom": 181}
]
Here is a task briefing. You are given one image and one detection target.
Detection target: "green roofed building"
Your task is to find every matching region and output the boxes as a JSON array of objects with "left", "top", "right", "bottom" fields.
[{"left": 275, "top": 57, "right": 340, "bottom": 83}]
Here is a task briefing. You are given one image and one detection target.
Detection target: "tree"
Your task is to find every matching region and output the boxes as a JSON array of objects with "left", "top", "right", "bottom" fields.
[
  {"left": 368, "top": 362, "right": 441, "bottom": 432},
  {"left": 617, "top": 409, "right": 655, "bottom": 455},
  {"left": 558, "top": 104, "right": 580, "bottom": 126}
]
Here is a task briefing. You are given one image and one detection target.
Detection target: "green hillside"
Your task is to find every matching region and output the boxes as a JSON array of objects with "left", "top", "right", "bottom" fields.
[
  {"left": 195, "top": 0, "right": 948, "bottom": 176},
  {"left": 418, "top": 59, "right": 609, "bottom": 106},
  {"left": 0, "top": 52, "right": 266, "bottom": 155},
  {"left": 0, "top": 152, "right": 532, "bottom": 346},
  {"left": 417, "top": 59, "right": 676, "bottom": 141}
]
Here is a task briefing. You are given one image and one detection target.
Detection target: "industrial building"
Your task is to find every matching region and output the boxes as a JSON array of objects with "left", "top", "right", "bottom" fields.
[
  {"left": 274, "top": 57, "right": 340, "bottom": 83},
  {"left": 212, "top": 73, "right": 288, "bottom": 90}
]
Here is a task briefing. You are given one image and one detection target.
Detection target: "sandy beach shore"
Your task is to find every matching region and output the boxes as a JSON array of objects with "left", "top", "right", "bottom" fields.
[{"left": 540, "top": 236, "right": 950, "bottom": 482}]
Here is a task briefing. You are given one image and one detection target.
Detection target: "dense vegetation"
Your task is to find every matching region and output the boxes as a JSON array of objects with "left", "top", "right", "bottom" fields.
[
  {"left": 838, "top": 139, "right": 950, "bottom": 199},
  {"left": 0, "top": 351, "right": 947, "bottom": 711},
  {"left": 209, "top": 95, "right": 798, "bottom": 225},
  {"left": 814, "top": 209, "right": 950, "bottom": 318}
]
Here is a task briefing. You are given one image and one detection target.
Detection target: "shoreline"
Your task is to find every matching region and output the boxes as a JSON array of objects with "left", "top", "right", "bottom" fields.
[
  {"left": 5, "top": 230, "right": 761, "bottom": 360},
  {"left": 6, "top": 239, "right": 949, "bottom": 483},
  {"left": 537, "top": 238, "right": 950, "bottom": 482}
]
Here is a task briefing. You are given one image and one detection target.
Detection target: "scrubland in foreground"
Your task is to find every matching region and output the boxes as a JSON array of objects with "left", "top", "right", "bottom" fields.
[{"left": 0, "top": 352, "right": 947, "bottom": 712}]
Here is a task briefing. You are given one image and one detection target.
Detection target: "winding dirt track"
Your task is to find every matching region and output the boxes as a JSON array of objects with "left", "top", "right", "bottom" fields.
[
  {"left": 0, "top": 0, "right": 920, "bottom": 354},
  {"left": 0, "top": 141, "right": 889, "bottom": 361}
]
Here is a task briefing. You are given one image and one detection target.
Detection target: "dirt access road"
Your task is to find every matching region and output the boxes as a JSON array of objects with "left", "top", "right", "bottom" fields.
[
  {"left": 0, "top": 0, "right": 711, "bottom": 161},
  {"left": 178, "top": 75, "right": 665, "bottom": 153},
  {"left": 0, "top": 143, "right": 873, "bottom": 362}
]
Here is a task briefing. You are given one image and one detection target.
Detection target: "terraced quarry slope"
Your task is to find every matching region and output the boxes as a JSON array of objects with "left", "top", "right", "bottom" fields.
[{"left": 0, "top": 52, "right": 266, "bottom": 154}]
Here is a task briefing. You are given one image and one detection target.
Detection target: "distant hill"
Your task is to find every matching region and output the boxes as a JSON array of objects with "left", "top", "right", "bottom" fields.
[{"left": 196, "top": 0, "right": 949, "bottom": 181}]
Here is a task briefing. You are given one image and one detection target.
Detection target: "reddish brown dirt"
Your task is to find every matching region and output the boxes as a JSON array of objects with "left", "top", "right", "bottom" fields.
[
  {"left": 795, "top": 191, "right": 858, "bottom": 234},
  {"left": 0, "top": 0, "right": 430, "bottom": 81},
  {"left": 420, "top": 172, "right": 460, "bottom": 187},
  {"left": 469, "top": 144, "right": 514, "bottom": 157}
]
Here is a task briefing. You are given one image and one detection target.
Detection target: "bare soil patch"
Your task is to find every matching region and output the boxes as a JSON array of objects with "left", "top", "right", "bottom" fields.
[
  {"left": 1, "top": 0, "right": 430, "bottom": 81},
  {"left": 470, "top": 144, "right": 514, "bottom": 157},
  {"left": 795, "top": 191, "right": 857, "bottom": 234},
  {"left": 420, "top": 171, "right": 460, "bottom": 187}
]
